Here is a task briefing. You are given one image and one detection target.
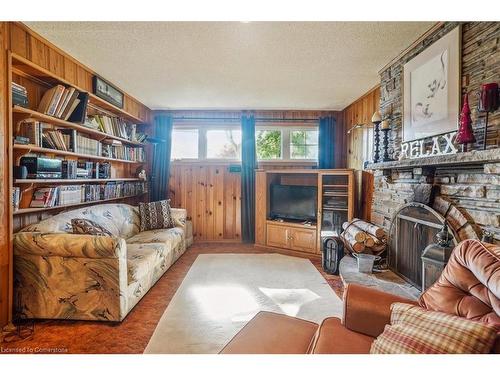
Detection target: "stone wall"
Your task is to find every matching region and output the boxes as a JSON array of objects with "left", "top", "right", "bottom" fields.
[{"left": 372, "top": 22, "right": 500, "bottom": 245}]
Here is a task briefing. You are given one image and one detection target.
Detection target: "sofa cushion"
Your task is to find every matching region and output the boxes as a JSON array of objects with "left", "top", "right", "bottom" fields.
[
  {"left": 126, "top": 227, "right": 184, "bottom": 249},
  {"left": 127, "top": 243, "right": 167, "bottom": 283},
  {"left": 71, "top": 218, "right": 113, "bottom": 237},
  {"left": 310, "top": 317, "right": 374, "bottom": 354},
  {"left": 20, "top": 204, "right": 140, "bottom": 239},
  {"left": 139, "top": 200, "right": 174, "bottom": 231},
  {"left": 220, "top": 311, "right": 319, "bottom": 354},
  {"left": 370, "top": 303, "right": 498, "bottom": 354}
]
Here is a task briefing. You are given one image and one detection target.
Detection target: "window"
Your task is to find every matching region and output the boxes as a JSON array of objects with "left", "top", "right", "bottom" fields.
[
  {"left": 255, "top": 126, "right": 318, "bottom": 161},
  {"left": 290, "top": 130, "right": 318, "bottom": 160},
  {"left": 206, "top": 129, "right": 242, "bottom": 159},
  {"left": 171, "top": 123, "right": 319, "bottom": 162},
  {"left": 256, "top": 129, "right": 282, "bottom": 160},
  {"left": 171, "top": 128, "right": 199, "bottom": 159}
]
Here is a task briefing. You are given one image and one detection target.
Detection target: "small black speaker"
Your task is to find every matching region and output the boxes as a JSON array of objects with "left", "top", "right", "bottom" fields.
[{"left": 14, "top": 165, "right": 28, "bottom": 179}]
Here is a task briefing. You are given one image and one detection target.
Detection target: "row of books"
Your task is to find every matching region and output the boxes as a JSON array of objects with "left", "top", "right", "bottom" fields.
[
  {"left": 29, "top": 182, "right": 148, "bottom": 208},
  {"left": 12, "top": 82, "right": 29, "bottom": 108},
  {"left": 19, "top": 120, "right": 145, "bottom": 162},
  {"left": 37, "top": 84, "right": 88, "bottom": 123},
  {"left": 85, "top": 115, "right": 147, "bottom": 143},
  {"left": 102, "top": 144, "right": 146, "bottom": 162}
]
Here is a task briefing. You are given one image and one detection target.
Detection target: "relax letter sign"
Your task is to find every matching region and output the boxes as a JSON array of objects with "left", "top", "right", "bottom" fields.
[{"left": 400, "top": 131, "right": 458, "bottom": 159}]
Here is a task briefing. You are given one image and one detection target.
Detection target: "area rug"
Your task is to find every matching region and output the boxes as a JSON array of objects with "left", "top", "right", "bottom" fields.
[{"left": 144, "top": 253, "right": 343, "bottom": 354}]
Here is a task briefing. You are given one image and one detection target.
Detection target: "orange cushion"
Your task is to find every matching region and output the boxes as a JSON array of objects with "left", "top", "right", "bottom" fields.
[
  {"left": 220, "top": 311, "right": 319, "bottom": 354},
  {"left": 370, "top": 303, "right": 498, "bottom": 354},
  {"left": 311, "top": 317, "right": 374, "bottom": 354}
]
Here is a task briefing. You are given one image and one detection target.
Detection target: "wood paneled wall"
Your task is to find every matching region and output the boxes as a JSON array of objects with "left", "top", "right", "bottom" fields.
[
  {"left": 342, "top": 85, "right": 380, "bottom": 221},
  {"left": 169, "top": 163, "right": 242, "bottom": 241}
]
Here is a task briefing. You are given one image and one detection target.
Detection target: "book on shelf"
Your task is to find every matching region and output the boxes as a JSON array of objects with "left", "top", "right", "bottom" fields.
[
  {"left": 85, "top": 114, "right": 145, "bottom": 143},
  {"left": 12, "top": 82, "right": 29, "bottom": 108},
  {"left": 12, "top": 187, "right": 21, "bottom": 211},
  {"left": 27, "top": 181, "right": 148, "bottom": 209},
  {"left": 30, "top": 187, "right": 59, "bottom": 208},
  {"left": 37, "top": 86, "right": 88, "bottom": 123}
]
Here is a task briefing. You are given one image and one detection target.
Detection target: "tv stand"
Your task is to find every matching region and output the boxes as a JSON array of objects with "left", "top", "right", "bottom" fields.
[{"left": 255, "top": 169, "right": 355, "bottom": 256}]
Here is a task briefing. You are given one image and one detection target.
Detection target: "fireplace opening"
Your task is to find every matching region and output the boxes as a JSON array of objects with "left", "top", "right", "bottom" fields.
[{"left": 388, "top": 202, "right": 458, "bottom": 290}]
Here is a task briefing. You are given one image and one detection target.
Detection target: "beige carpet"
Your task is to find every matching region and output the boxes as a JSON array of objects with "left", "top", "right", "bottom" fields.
[{"left": 144, "top": 253, "right": 343, "bottom": 354}]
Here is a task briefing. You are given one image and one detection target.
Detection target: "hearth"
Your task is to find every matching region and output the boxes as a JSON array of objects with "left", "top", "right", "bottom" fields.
[{"left": 388, "top": 202, "right": 457, "bottom": 290}]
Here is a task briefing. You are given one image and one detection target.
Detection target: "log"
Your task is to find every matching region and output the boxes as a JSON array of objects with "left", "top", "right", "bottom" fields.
[
  {"left": 351, "top": 218, "right": 386, "bottom": 239},
  {"left": 364, "top": 232, "right": 384, "bottom": 247},
  {"left": 342, "top": 222, "right": 366, "bottom": 242},
  {"left": 342, "top": 230, "right": 365, "bottom": 253}
]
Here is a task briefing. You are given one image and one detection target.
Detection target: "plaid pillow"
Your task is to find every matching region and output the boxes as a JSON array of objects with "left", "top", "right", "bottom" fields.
[
  {"left": 370, "top": 303, "right": 497, "bottom": 354},
  {"left": 139, "top": 200, "right": 174, "bottom": 231}
]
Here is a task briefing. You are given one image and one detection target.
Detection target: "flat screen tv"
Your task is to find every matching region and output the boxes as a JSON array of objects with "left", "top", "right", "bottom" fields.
[{"left": 270, "top": 184, "right": 317, "bottom": 221}]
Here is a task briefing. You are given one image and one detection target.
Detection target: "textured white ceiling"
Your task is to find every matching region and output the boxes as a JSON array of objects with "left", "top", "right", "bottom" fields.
[{"left": 27, "top": 22, "right": 434, "bottom": 110}]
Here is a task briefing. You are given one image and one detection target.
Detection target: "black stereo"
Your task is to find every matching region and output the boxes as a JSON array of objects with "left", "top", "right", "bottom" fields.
[{"left": 19, "top": 156, "right": 62, "bottom": 179}]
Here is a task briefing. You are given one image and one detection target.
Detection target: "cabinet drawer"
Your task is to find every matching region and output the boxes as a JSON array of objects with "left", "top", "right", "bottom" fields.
[
  {"left": 266, "top": 224, "right": 289, "bottom": 248},
  {"left": 289, "top": 227, "right": 317, "bottom": 253}
]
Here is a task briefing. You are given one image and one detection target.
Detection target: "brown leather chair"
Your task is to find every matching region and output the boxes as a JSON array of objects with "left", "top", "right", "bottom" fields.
[{"left": 220, "top": 239, "right": 499, "bottom": 354}]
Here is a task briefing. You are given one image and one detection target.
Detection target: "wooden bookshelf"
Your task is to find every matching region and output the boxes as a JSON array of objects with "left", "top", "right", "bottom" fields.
[
  {"left": 13, "top": 106, "right": 146, "bottom": 147},
  {"left": 13, "top": 144, "right": 146, "bottom": 164},
  {"left": 11, "top": 53, "right": 146, "bottom": 124},
  {"left": 13, "top": 193, "right": 147, "bottom": 216}
]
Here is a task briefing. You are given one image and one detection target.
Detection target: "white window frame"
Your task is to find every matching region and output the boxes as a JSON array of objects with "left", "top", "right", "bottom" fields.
[
  {"left": 171, "top": 123, "right": 242, "bottom": 161},
  {"left": 171, "top": 122, "right": 319, "bottom": 163},
  {"left": 256, "top": 124, "right": 318, "bottom": 162}
]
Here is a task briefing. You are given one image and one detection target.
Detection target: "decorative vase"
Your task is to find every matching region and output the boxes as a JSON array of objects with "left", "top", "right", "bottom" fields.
[{"left": 455, "top": 93, "right": 476, "bottom": 152}]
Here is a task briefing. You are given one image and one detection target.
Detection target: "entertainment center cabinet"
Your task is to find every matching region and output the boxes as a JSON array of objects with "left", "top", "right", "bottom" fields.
[{"left": 255, "top": 169, "right": 355, "bottom": 256}]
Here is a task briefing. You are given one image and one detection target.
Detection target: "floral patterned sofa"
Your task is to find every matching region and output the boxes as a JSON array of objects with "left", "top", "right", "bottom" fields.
[{"left": 13, "top": 203, "right": 191, "bottom": 322}]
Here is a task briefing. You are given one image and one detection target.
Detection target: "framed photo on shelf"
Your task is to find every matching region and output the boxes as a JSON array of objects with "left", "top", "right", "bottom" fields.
[
  {"left": 403, "top": 26, "right": 461, "bottom": 142},
  {"left": 93, "top": 75, "right": 124, "bottom": 109}
]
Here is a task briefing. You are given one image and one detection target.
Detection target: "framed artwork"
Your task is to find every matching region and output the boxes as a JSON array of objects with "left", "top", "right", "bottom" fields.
[
  {"left": 403, "top": 26, "right": 461, "bottom": 142},
  {"left": 93, "top": 75, "right": 124, "bottom": 109}
]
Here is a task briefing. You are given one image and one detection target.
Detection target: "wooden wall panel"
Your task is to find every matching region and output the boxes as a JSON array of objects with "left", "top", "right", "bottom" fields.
[
  {"left": 168, "top": 163, "right": 242, "bottom": 242},
  {"left": 342, "top": 85, "right": 380, "bottom": 221}
]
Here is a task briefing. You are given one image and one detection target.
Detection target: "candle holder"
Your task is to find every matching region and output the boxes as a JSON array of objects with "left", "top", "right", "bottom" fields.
[
  {"left": 373, "top": 122, "right": 381, "bottom": 163},
  {"left": 381, "top": 128, "right": 392, "bottom": 162},
  {"left": 371, "top": 111, "right": 382, "bottom": 163}
]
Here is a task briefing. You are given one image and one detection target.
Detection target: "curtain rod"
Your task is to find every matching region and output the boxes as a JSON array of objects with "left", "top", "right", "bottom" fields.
[{"left": 172, "top": 117, "right": 320, "bottom": 122}]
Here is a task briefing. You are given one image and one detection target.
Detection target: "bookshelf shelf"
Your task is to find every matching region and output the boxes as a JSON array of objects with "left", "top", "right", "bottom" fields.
[
  {"left": 13, "top": 193, "right": 147, "bottom": 216},
  {"left": 13, "top": 143, "right": 146, "bottom": 164},
  {"left": 15, "top": 178, "right": 143, "bottom": 184},
  {"left": 13, "top": 106, "right": 146, "bottom": 147},
  {"left": 11, "top": 53, "right": 146, "bottom": 124}
]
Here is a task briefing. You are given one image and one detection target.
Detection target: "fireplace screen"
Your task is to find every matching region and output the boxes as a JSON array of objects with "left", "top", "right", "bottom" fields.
[{"left": 388, "top": 203, "right": 456, "bottom": 289}]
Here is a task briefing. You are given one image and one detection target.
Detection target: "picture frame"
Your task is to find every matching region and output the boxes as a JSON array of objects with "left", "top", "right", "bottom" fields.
[
  {"left": 403, "top": 26, "right": 461, "bottom": 143},
  {"left": 93, "top": 75, "right": 124, "bottom": 109}
]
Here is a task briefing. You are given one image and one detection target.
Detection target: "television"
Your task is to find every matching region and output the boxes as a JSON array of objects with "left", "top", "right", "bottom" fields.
[{"left": 270, "top": 184, "right": 317, "bottom": 222}]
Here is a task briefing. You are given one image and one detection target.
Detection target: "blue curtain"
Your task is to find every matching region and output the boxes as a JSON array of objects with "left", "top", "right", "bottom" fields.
[
  {"left": 151, "top": 114, "right": 173, "bottom": 202},
  {"left": 241, "top": 114, "right": 257, "bottom": 243},
  {"left": 318, "top": 116, "right": 336, "bottom": 169}
]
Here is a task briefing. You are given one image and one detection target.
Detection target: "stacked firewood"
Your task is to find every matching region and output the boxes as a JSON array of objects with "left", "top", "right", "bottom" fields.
[{"left": 341, "top": 218, "right": 387, "bottom": 255}]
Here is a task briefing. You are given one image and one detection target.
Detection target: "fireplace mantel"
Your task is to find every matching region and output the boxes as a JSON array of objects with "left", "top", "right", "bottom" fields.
[{"left": 366, "top": 148, "right": 500, "bottom": 170}]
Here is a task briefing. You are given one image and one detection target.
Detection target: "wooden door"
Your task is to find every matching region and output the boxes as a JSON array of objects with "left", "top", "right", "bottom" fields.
[
  {"left": 266, "top": 224, "right": 290, "bottom": 248},
  {"left": 289, "top": 227, "right": 317, "bottom": 253}
]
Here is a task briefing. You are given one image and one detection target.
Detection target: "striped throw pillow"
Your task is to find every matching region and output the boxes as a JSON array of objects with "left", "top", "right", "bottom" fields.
[
  {"left": 139, "top": 200, "right": 174, "bottom": 231},
  {"left": 370, "top": 303, "right": 498, "bottom": 354}
]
